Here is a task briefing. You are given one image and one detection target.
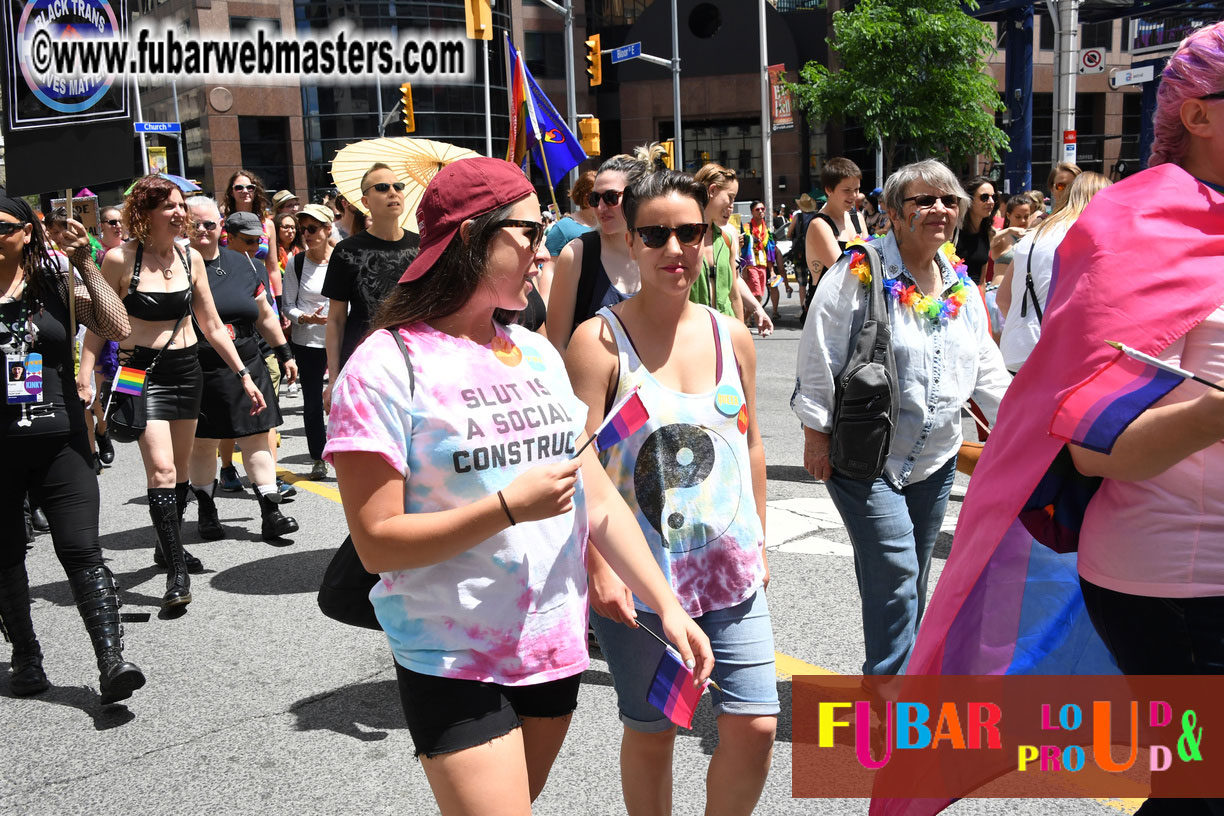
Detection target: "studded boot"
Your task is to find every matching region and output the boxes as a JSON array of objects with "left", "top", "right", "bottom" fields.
[
  {"left": 152, "top": 481, "right": 204, "bottom": 573},
  {"left": 253, "top": 486, "right": 299, "bottom": 540},
  {"left": 0, "top": 562, "right": 49, "bottom": 696},
  {"left": 148, "top": 488, "right": 191, "bottom": 612},
  {"left": 193, "top": 481, "right": 225, "bottom": 541},
  {"left": 68, "top": 565, "right": 146, "bottom": 705}
]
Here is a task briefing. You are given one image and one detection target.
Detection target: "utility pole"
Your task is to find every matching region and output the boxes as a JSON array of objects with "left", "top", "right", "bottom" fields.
[
  {"left": 170, "top": 79, "right": 186, "bottom": 176},
  {"left": 758, "top": 0, "right": 772, "bottom": 218},
  {"left": 133, "top": 77, "right": 148, "bottom": 175},
  {"left": 1046, "top": 0, "right": 1079, "bottom": 167},
  {"left": 670, "top": 0, "right": 682, "bottom": 165}
]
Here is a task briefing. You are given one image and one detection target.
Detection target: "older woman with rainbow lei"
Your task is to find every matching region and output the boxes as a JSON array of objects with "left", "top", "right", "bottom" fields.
[
  {"left": 793, "top": 159, "right": 1010, "bottom": 677},
  {"left": 896, "top": 23, "right": 1224, "bottom": 816}
]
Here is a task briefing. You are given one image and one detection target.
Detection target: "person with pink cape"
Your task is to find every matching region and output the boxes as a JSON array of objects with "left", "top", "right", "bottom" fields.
[{"left": 875, "top": 23, "right": 1224, "bottom": 816}]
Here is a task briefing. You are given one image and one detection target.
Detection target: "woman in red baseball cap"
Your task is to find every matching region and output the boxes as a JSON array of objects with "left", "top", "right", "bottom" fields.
[{"left": 324, "top": 157, "right": 711, "bottom": 814}]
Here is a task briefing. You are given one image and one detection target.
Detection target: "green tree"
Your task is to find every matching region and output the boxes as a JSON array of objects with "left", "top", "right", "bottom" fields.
[{"left": 788, "top": 0, "right": 1008, "bottom": 173}]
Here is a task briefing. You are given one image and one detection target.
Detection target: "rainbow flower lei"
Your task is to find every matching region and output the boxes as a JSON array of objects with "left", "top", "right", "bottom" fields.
[{"left": 845, "top": 240, "right": 972, "bottom": 325}]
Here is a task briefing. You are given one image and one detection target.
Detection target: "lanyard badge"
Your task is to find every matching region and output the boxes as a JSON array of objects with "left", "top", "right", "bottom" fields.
[{"left": 6, "top": 352, "right": 43, "bottom": 405}]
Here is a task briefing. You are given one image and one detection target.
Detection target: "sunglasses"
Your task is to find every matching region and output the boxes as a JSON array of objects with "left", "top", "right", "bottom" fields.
[
  {"left": 233, "top": 184, "right": 256, "bottom": 192},
  {"left": 301, "top": 223, "right": 325, "bottom": 235},
  {"left": 232, "top": 233, "right": 260, "bottom": 243},
  {"left": 975, "top": 193, "right": 994, "bottom": 203},
  {"left": 633, "top": 223, "right": 708, "bottom": 248},
  {"left": 903, "top": 194, "right": 960, "bottom": 210},
  {"left": 363, "top": 182, "right": 406, "bottom": 194},
  {"left": 494, "top": 219, "right": 545, "bottom": 251},
  {"left": 103, "top": 219, "right": 122, "bottom": 227},
  {"left": 193, "top": 220, "right": 219, "bottom": 231},
  {"left": 1200, "top": 91, "right": 1224, "bottom": 100},
  {"left": 1053, "top": 182, "right": 1071, "bottom": 192},
  {"left": 0, "top": 221, "right": 27, "bottom": 236},
  {"left": 587, "top": 190, "right": 624, "bottom": 208}
]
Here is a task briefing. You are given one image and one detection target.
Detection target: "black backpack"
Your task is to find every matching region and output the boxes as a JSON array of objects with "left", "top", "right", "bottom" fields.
[
  {"left": 789, "top": 212, "right": 820, "bottom": 272},
  {"left": 828, "top": 243, "right": 899, "bottom": 481}
]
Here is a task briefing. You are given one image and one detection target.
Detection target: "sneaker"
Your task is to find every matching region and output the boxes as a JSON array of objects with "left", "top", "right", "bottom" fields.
[
  {"left": 219, "top": 465, "right": 243, "bottom": 492},
  {"left": 277, "top": 477, "right": 297, "bottom": 501},
  {"left": 285, "top": 382, "right": 300, "bottom": 397},
  {"left": 309, "top": 459, "right": 329, "bottom": 481}
]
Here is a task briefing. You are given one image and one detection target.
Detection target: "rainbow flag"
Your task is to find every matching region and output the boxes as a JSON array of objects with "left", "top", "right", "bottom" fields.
[
  {"left": 646, "top": 647, "right": 705, "bottom": 729},
  {"left": 595, "top": 387, "right": 649, "bottom": 452},
  {"left": 113, "top": 366, "right": 147, "bottom": 396}
]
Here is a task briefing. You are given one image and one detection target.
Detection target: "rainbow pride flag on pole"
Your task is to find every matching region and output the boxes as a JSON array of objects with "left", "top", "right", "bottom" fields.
[
  {"left": 113, "top": 366, "right": 147, "bottom": 396},
  {"left": 647, "top": 647, "right": 706, "bottom": 729}
]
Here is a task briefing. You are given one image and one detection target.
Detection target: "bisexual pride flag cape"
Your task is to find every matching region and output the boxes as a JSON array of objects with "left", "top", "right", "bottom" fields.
[{"left": 871, "top": 164, "right": 1224, "bottom": 816}]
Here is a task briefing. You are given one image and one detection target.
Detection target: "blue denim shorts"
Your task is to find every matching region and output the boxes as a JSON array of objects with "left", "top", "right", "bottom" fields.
[{"left": 590, "top": 589, "right": 779, "bottom": 732}]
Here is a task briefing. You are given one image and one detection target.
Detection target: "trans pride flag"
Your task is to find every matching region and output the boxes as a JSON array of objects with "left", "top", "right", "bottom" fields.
[{"left": 871, "top": 164, "right": 1224, "bottom": 816}]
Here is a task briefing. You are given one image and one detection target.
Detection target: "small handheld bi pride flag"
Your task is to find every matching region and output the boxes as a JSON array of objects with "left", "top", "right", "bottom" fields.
[
  {"left": 635, "top": 623, "right": 718, "bottom": 730},
  {"left": 571, "top": 385, "right": 650, "bottom": 459},
  {"left": 113, "top": 366, "right": 147, "bottom": 396},
  {"left": 647, "top": 646, "right": 707, "bottom": 730}
]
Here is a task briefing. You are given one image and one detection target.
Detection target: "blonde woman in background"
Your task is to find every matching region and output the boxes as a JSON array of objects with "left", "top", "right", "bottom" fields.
[{"left": 997, "top": 172, "right": 1112, "bottom": 372}]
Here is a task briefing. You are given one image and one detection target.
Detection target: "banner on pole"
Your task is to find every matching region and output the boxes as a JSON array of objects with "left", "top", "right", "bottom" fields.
[{"left": 769, "top": 64, "right": 794, "bottom": 132}]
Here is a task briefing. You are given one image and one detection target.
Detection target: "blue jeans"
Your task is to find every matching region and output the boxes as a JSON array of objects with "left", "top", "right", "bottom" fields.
[
  {"left": 590, "top": 590, "right": 778, "bottom": 732},
  {"left": 826, "top": 455, "right": 957, "bottom": 676}
]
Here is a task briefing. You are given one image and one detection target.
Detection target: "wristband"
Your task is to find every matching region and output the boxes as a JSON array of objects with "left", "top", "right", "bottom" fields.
[
  {"left": 273, "top": 344, "right": 294, "bottom": 364},
  {"left": 235, "top": 366, "right": 250, "bottom": 379},
  {"left": 497, "top": 490, "right": 516, "bottom": 526}
]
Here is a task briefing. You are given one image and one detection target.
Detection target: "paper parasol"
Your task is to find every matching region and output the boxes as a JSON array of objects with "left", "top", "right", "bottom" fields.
[{"left": 330, "top": 137, "right": 480, "bottom": 233}]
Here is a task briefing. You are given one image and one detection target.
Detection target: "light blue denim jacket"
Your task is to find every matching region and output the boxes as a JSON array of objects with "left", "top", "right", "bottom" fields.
[{"left": 792, "top": 231, "right": 1011, "bottom": 488}]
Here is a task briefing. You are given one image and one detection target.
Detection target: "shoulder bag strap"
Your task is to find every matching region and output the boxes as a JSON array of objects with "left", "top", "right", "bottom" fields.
[
  {"left": 850, "top": 209, "right": 864, "bottom": 235},
  {"left": 294, "top": 252, "right": 306, "bottom": 280},
  {"left": 1021, "top": 243, "right": 1043, "bottom": 323},
  {"left": 387, "top": 327, "right": 414, "bottom": 396},
  {"left": 129, "top": 243, "right": 143, "bottom": 295}
]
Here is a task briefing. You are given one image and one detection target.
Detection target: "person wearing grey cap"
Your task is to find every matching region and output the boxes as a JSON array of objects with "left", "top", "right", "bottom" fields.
[{"left": 282, "top": 204, "right": 333, "bottom": 479}]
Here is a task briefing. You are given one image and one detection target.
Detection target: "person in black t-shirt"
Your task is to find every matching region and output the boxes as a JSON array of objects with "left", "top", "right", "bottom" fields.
[{"left": 322, "top": 163, "right": 419, "bottom": 411}]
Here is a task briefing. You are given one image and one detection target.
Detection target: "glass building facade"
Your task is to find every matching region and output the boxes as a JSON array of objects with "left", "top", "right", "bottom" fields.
[{"left": 293, "top": 0, "right": 513, "bottom": 195}]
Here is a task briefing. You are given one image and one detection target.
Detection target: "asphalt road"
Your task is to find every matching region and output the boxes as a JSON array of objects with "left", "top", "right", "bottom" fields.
[{"left": 1, "top": 296, "right": 1136, "bottom": 815}]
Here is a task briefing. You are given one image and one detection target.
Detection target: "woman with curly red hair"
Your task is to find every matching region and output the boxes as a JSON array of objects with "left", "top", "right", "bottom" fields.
[{"left": 82, "top": 175, "right": 264, "bottom": 614}]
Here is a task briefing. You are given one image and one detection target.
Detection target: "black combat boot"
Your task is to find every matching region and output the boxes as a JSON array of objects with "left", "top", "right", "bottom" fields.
[
  {"left": 253, "top": 486, "right": 299, "bottom": 540},
  {"left": 0, "top": 562, "right": 49, "bottom": 696},
  {"left": 193, "top": 481, "right": 225, "bottom": 541},
  {"left": 68, "top": 565, "right": 146, "bottom": 704},
  {"left": 152, "top": 480, "right": 204, "bottom": 573},
  {"left": 148, "top": 488, "right": 191, "bottom": 613}
]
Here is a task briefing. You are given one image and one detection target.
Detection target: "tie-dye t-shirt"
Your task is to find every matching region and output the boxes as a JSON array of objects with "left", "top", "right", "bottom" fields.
[
  {"left": 596, "top": 306, "right": 766, "bottom": 618},
  {"left": 323, "top": 322, "right": 591, "bottom": 686}
]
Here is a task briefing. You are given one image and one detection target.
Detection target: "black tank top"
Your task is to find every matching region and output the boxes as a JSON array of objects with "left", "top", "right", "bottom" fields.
[{"left": 123, "top": 243, "right": 192, "bottom": 322}]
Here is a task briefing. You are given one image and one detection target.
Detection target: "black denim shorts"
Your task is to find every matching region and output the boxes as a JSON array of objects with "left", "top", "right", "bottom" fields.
[{"left": 394, "top": 662, "right": 582, "bottom": 759}]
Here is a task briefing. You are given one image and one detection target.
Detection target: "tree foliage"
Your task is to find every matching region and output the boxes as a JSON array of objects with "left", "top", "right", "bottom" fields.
[{"left": 788, "top": 0, "right": 1008, "bottom": 172}]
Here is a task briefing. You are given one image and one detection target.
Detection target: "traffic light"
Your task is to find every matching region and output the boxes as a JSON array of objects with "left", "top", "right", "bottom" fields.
[
  {"left": 464, "top": 0, "right": 492, "bottom": 41},
  {"left": 585, "top": 34, "right": 602, "bottom": 87},
  {"left": 660, "top": 139, "right": 674, "bottom": 169},
  {"left": 400, "top": 83, "right": 415, "bottom": 133},
  {"left": 579, "top": 118, "right": 601, "bottom": 157}
]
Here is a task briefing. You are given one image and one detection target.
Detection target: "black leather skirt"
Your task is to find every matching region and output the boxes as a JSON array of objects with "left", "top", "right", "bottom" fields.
[{"left": 121, "top": 345, "right": 203, "bottom": 421}]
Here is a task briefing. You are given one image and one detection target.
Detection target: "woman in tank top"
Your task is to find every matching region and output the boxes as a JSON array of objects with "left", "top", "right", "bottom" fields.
[
  {"left": 805, "top": 158, "right": 868, "bottom": 302},
  {"left": 85, "top": 176, "right": 263, "bottom": 614},
  {"left": 566, "top": 169, "right": 777, "bottom": 815},
  {"left": 546, "top": 148, "right": 654, "bottom": 352}
]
